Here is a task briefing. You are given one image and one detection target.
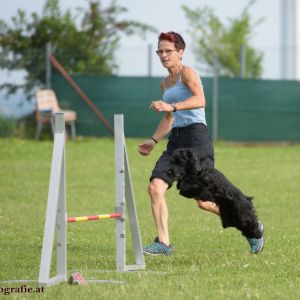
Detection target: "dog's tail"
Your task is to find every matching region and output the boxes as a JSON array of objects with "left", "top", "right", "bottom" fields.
[{"left": 247, "top": 196, "right": 254, "bottom": 202}]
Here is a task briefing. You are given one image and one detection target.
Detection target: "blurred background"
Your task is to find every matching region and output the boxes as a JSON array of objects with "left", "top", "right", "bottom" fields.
[{"left": 0, "top": 0, "right": 299, "bottom": 141}]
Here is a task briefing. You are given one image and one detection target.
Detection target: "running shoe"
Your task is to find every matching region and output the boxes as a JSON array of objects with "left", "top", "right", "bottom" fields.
[{"left": 143, "top": 237, "right": 173, "bottom": 256}]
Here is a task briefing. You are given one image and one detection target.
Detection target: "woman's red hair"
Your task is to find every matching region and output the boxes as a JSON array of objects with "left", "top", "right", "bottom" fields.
[{"left": 158, "top": 32, "right": 186, "bottom": 50}]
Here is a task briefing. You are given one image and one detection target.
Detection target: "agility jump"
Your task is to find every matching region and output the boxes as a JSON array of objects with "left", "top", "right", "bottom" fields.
[{"left": 38, "top": 113, "right": 145, "bottom": 287}]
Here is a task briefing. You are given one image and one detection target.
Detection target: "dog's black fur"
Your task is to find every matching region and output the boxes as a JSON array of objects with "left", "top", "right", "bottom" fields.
[{"left": 168, "top": 148, "right": 262, "bottom": 239}]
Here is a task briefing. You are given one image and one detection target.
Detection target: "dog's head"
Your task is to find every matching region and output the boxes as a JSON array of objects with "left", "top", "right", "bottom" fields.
[{"left": 167, "top": 148, "right": 201, "bottom": 180}]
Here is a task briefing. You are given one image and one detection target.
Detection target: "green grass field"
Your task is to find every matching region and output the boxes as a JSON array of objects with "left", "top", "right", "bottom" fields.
[{"left": 0, "top": 138, "right": 300, "bottom": 299}]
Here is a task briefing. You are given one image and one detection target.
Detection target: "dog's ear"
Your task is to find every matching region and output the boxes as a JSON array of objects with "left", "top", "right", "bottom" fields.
[
  {"left": 188, "top": 149, "right": 201, "bottom": 170},
  {"left": 198, "top": 158, "right": 213, "bottom": 173}
]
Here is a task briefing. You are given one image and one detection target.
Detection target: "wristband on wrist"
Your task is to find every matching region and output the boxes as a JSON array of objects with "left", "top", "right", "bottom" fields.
[
  {"left": 171, "top": 103, "right": 177, "bottom": 112},
  {"left": 151, "top": 136, "right": 158, "bottom": 144}
]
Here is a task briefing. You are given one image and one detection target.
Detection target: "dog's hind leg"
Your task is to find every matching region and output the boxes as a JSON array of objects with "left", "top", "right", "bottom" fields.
[
  {"left": 218, "top": 196, "right": 262, "bottom": 239},
  {"left": 235, "top": 196, "right": 262, "bottom": 239}
]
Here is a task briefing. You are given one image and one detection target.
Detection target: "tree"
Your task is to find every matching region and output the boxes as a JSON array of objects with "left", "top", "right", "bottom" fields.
[
  {"left": 182, "top": 0, "right": 264, "bottom": 78},
  {"left": 0, "top": 0, "right": 156, "bottom": 94}
]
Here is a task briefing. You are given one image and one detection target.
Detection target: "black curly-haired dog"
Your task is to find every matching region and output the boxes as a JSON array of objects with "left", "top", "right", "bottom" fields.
[{"left": 167, "top": 148, "right": 262, "bottom": 239}]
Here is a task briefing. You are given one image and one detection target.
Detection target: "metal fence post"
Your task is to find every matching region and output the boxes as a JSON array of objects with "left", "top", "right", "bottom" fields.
[
  {"left": 46, "top": 43, "right": 52, "bottom": 88},
  {"left": 240, "top": 45, "right": 247, "bottom": 79},
  {"left": 212, "top": 57, "right": 219, "bottom": 141}
]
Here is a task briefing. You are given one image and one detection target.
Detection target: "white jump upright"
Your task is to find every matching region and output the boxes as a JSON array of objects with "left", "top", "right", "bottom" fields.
[
  {"left": 38, "top": 113, "right": 145, "bottom": 287},
  {"left": 38, "top": 112, "right": 67, "bottom": 287},
  {"left": 114, "top": 114, "right": 145, "bottom": 272}
]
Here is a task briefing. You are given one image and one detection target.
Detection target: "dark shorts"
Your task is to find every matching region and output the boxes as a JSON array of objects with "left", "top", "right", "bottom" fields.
[{"left": 150, "top": 123, "right": 214, "bottom": 188}]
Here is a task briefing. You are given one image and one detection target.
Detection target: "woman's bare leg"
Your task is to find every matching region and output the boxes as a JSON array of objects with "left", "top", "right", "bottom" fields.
[{"left": 196, "top": 200, "right": 220, "bottom": 216}]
